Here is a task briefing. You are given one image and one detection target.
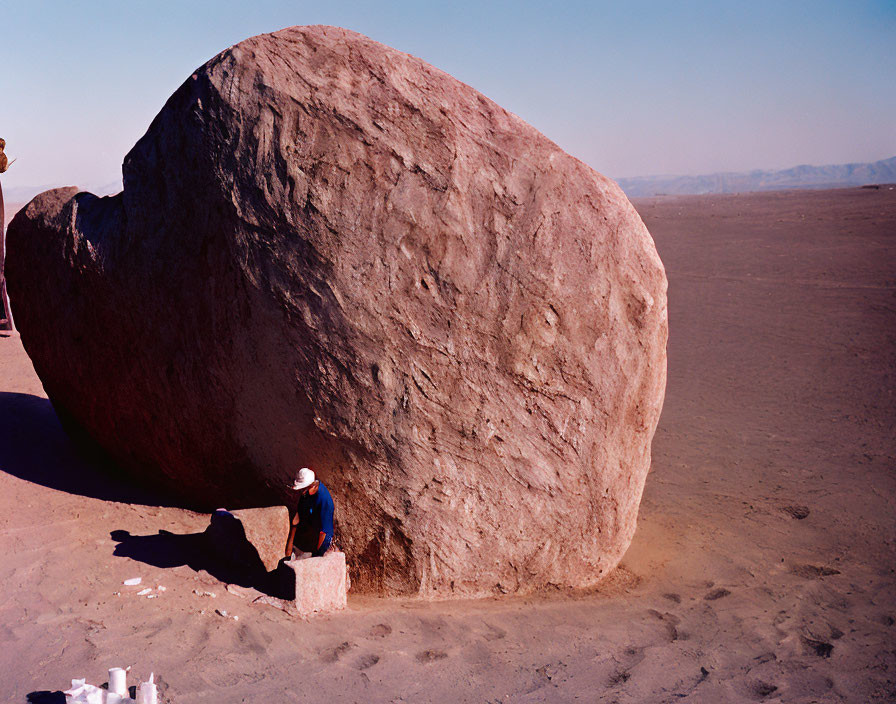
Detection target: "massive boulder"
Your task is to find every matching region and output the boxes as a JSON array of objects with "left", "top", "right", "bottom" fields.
[{"left": 7, "top": 26, "right": 667, "bottom": 597}]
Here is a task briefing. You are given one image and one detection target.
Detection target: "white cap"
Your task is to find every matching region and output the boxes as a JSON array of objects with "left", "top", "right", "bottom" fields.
[{"left": 289, "top": 467, "right": 315, "bottom": 491}]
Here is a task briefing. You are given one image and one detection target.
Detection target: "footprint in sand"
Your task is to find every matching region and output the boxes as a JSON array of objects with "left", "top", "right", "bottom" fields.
[
  {"left": 355, "top": 653, "right": 380, "bottom": 670},
  {"left": 606, "top": 644, "right": 647, "bottom": 688},
  {"left": 789, "top": 564, "right": 840, "bottom": 579},
  {"left": 607, "top": 669, "right": 631, "bottom": 686},
  {"left": 236, "top": 623, "right": 271, "bottom": 655},
  {"left": 751, "top": 681, "right": 778, "bottom": 699},
  {"left": 781, "top": 504, "right": 810, "bottom": 520},
  {"left": 704, "top": 588, "right": 731, "bottom": 601},
  {"left": 482, "top": 622, "right": 506, "bottom": 641},
  {"left": 368, "top": 623, "right": 392, "bottom": 638},
  {"left": 800, "top": 636, "right": 833, "bottom": 658},
  {"left": 416, "top": 649, "right": 448, "bottom": 663},
  {"left": 647, "top": 609, "right": 681, "bottom": 642},
  {"left": 662, "top": 592, "right": 681, "bottom": 604},
  {"left": 322, "top": 641, "right": 355, "bottom": 663},
  {"left": 534, "top": 662, "right": 565, "bottom": 684}
]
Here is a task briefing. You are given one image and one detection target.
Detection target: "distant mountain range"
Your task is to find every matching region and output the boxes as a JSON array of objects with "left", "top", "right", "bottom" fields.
[
  {"left": 616, "top": 156, "right": 896, "bottom": 197},
  {"left": 2, "top": 180, "right": 122, "bottom": 206},
  {"left": 4, "top": 156, "right": 896, "bottom": 207}
]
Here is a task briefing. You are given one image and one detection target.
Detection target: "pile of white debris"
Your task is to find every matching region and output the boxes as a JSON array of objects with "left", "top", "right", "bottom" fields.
[{"left": 63, "top": 667, "right": 159, "bottom": 703}]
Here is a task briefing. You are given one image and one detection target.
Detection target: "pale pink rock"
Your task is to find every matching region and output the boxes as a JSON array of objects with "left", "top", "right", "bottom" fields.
[
  {"left": 283, "top": 551, "right": 348, "bottom": 616},
  {"left": 6, "top": 26, "right": 667, "bottom": 597}
]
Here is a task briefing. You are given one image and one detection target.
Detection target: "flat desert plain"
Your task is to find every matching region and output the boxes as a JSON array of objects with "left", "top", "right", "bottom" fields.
[
  {"left": 1, "top": 186, "right": 894, "bottom": 703},
  {"left": 3, "top": 202, "right": 22, "bottom": 231}
]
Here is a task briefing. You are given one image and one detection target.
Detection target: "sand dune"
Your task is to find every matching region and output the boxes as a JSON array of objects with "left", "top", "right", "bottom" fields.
[{"left": 1, "top": 186, "right": 894, "bottom": 702}]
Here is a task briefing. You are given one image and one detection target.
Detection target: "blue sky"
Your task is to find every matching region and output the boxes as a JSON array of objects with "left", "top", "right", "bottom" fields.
[{"left": 2, "top": 0, "right": 894, "bottom": 193}]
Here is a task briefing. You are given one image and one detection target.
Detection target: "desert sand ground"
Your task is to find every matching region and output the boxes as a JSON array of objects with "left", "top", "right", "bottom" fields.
[
  {"left": 1, "top": 186, "right": 894, "bottom": 703},
  {"left": 3, "top": 202, "right": 22, "bottom": 231}
]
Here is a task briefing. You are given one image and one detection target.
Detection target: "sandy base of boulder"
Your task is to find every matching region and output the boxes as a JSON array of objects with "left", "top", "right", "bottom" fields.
[{"left": 0, "top": 187, "right": 893, "bottom": 702}]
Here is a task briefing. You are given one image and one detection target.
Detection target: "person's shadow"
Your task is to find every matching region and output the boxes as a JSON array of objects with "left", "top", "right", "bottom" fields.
[
  {"left": 110, "top": 522, "right": 294, "bottom": 599},
  {"left": 25, "top": 692, "right": 65, "bottom": 703},
  {"left": 0, "top": 391, "right": 176, "bottom": 506}
]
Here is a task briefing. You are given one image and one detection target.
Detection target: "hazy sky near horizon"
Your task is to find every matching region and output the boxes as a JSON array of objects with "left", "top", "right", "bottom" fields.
[{"left": 2, "top": 0, "right": 894, "bottom": 193}]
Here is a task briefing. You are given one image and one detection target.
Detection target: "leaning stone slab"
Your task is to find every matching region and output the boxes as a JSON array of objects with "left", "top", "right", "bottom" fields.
[
  {"left": 205, "top": 506, "right": 289, "bottom": 573},
  {"left": 282, "top": 551, "right": 348, "bottom": 616}
]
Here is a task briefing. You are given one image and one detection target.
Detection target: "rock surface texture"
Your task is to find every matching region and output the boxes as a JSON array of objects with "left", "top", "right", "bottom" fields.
[{"left": 7, "top": 26, "right": 667, "bottom": 597}]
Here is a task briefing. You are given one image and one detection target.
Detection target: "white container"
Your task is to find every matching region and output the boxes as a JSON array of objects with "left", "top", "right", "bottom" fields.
[
  {"left": 108, "top": 667, "right": 127, "bottom": 696},
  {"left": 135, "top": 673, "right": 158, "bottom": 704}
]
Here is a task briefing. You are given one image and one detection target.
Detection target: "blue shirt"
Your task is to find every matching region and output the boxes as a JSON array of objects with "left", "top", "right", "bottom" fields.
[{"left": 297, "top": 482, "right": 335, "bottom": 539}]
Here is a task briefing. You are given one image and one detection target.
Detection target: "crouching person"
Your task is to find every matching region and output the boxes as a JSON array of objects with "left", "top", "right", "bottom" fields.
[{"left": 285, "top": 467, "right": 334, "bottom": 559}]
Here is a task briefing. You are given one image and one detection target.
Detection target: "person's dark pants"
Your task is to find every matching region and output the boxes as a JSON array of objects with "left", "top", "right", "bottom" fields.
[{"left": 312, "top": 533, "right": 333, "bottom": 557}]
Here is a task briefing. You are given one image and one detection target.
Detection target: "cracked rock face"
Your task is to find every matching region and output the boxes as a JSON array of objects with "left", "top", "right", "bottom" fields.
[{"left": 7, "top": 25, "right": 667, "bottom": 597}]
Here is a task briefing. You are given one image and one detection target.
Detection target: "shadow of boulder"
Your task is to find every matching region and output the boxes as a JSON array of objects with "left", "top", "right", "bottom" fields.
[
  {"left": 0, "top": 391, "right": 176, "bottom": 507},
  {"left": 110, "top": 524, "right": 293, "bottom": 599}
]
